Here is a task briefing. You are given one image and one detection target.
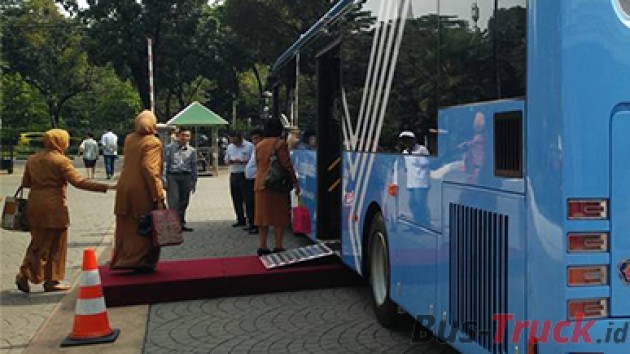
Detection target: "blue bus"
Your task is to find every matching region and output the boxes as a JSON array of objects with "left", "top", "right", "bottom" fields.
[{"left": 271, "top": 1, "right": 630, "bottom": 353}]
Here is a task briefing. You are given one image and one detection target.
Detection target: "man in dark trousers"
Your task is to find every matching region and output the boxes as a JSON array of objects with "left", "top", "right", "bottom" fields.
[
  {"left": 163, "top": 128, "right": 197, "bottom": 232},
  {"left": 224, "top": 131, "right": 254, "bottom": 228},
  {"left": 244, "top": 129, "right": 263, "bottom": 234}
]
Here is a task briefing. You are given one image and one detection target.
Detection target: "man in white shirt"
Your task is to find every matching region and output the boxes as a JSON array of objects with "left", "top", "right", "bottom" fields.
[
  {"left": 100, "top": 128, "right": 119, "bottom": 179},
  {"left": 244, "top": 129, "right": 263, "bottom": 234},
  {"left": 78, "top": 133, "right": 99, "bottom": 179},
  {"left": 224, "top": 132, "right": 254, "bottom": 228},
  {"left": 399, "top": 130, "right": 430, "bottom": 224}
]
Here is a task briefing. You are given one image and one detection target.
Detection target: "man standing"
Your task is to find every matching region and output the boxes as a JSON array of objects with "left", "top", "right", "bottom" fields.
[
  {"left": 224, "top": 131, "right": 254, "bottom": 228},
  {"left": 398, "top": 130, "right": 430, "bottom": 224},
  {"left": 244, "top": 129, "right": 263, "bottom": 234},
  {"left": 78, "top": 133, "right": 99, "bottom": 179},
  {"left": 163, "top": 128, "right": 197, "bottom": 232},
  {"left": 100, "top": 128, "right": 118, "bottom": 179}
]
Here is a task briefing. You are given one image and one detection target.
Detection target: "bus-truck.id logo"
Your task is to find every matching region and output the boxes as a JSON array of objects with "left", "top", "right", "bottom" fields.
[
  {"left": 619, "top": 259, "right": 630, "bottom": 284},
  {"left": 412, "top": 314, "right": 629, "bottom": 345}
]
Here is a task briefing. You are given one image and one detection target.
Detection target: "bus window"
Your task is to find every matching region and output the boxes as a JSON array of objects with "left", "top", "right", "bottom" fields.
[
  {"left": 438, "top": 0, "right": 526, "bottom": 106},
  {"left": 380, "top": 0, "right": 439, "bottom": 154}
]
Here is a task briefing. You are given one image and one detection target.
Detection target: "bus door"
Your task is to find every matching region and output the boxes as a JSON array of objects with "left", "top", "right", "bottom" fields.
[
  {"left": 315, "top": 42, "right": 342, "bottom": 240},
  {"left": 611, "top": 110, "right": 630, "bottom": 316}
]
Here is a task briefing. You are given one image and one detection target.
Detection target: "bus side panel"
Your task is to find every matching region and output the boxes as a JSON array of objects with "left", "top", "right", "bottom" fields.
[
  {"left": 438, "top": 100, "right": 525, "bottom": 195},
  {"left": 292, "top": 150, "right": 318, "bottom": 241},
  {"left": 438, "top": 183, "right": 526, "bottom": 354},
  {"left": 611, "top": 110, "right": 630, "bottom": 316},
  {"left": 340, "top": 151, "right": 392, "bottom": 273}
]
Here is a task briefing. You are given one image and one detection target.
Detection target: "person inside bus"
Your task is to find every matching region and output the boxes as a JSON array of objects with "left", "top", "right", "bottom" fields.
[{"left": 398, "top": 131, "right": 430, "bottom": 224}]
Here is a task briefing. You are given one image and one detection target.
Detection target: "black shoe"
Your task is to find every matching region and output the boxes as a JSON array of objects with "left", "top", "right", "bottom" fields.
[
  {"left": 182, "top": 226, "right": 193, "bottom": 232},
  {"left": 248, "top": 227, "right": 259, "bottom": 235},
  {"left": 272, "top": 247, "right": 286, "bottom": 253},
  {"left": 257, "top": 248, "right": 271, "bottom": 256},
  {"left": 232, "top": 222, "right": 246, "bottom": 227}
]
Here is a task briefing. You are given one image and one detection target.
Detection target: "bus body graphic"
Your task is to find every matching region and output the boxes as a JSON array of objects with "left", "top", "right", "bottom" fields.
[{"left": 272, "top": 0, "right": 630, "bottom": 353}]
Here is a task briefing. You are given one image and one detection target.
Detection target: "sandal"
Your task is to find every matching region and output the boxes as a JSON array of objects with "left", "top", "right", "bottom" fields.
[
  {"left": 15, "top": 275, "right": 30, "bottom": 293},
  {"left": 257, "top": 248, "right": 271, "bottom": 256},
  {"left": 43, "top": 281, "right": 71, "bottom": 292}
]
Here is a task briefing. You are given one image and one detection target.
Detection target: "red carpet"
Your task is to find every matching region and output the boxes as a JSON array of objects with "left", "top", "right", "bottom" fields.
[{"left": 99, "top": 256, "right": 362, "bottom": 307}]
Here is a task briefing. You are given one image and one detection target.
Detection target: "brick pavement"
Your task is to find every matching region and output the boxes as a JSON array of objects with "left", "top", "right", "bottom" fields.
[
  {"left": 0, "top": 161, "right": 119, "bottom": 354},
  {"left": 145, "top": 172, "right": 459, "bottom": 354}
]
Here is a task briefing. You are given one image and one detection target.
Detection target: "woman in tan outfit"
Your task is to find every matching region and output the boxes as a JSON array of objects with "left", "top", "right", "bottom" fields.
[
  {"left": 254, "top": 119, "right": 300, "bottom": 256},
  {"left": 110, "top": 110, "right": 165, "bottom": 272},
  {"left": 16, "top": 129, "right": 113, "bottom": 293}
]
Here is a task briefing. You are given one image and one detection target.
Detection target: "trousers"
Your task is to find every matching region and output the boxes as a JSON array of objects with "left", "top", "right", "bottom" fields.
[{"left": 167, "top": 173, "right": 193, "bottom": 225}]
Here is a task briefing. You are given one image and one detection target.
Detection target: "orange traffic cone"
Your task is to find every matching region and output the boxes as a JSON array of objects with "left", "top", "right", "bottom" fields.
[{"left": 61, "top": 248, "right": 120, "bottom": 347}]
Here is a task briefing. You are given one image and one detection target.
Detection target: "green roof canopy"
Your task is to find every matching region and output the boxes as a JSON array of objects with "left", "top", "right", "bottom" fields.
[{"left": 166, "top": 101, "right": 229, "bottom": 126}]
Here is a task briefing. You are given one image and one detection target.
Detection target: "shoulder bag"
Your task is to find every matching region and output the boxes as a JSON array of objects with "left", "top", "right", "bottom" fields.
[{"left": 264, "top": 139, "right": 293, "bottom": 193}]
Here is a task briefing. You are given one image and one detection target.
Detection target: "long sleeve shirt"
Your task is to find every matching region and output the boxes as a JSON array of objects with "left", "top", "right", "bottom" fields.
[
  {"left": 163, "top": 142, "right": 198, "bottom": 188},
  {"left": 224, "top": 141, "right": 254, "bottom": 174},
  {"left": 245, "top": 149, "right": 257, "bottom": 180}
]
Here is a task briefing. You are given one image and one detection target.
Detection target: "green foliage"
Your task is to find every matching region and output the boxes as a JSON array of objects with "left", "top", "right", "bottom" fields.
[
  {"left": 2, "top": 0, "right": 91, "bottom": 128},
  {"left": 1, "top": 72, "right": 49, "bottom": 138},
  {"left": 62, "top": 64, "right": 142, "bottom": 135}
]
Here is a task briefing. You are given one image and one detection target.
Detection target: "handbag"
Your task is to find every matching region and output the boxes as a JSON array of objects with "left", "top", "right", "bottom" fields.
[
  {"left": 2, "top": 187, "right": 29, "bottom": 232},
  {"left": 292, "top": 196, "right": 311, "bottom": 235},
  {"left": 264, "top": 139, "right": 293, "bottom": 193},
  {"left": 150, "top": 209, "right": 183, "bottom": 247}
]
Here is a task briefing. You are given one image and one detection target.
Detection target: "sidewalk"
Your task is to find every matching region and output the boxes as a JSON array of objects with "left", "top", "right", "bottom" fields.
[
  {"left": 0, "top": 161, "right": 119, "bottom": 354},
  {"left": 4, "top": 167, "right": 457, "bottom": 353}
]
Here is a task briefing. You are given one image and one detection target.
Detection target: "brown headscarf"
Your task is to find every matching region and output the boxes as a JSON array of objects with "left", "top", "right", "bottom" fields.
[
  {"left": 135, "top": 110, "right": 157, "bottom": 136},
  {"left": 43, "top": 129, "right": 70, "bottom": 153}
]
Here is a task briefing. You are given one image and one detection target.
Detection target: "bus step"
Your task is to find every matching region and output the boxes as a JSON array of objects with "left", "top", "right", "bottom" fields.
[{"left": 260, "top": 243, "right": 335, "bottom": 269}]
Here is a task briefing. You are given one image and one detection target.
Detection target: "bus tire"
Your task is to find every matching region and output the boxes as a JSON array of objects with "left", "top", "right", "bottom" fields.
[{"left": 368, "top": 214, "right": 403, "bottom": 328}]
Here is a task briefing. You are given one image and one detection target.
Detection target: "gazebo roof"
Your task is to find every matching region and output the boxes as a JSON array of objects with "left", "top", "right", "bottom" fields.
[{"left": 166, "top": 101, "right": 229, "bottom": 126}]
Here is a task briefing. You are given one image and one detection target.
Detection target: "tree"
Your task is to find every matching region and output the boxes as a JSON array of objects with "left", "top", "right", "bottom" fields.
[
  {"left": 2, "top": 0, "right": 92, "bottom": 128},
  {"left": 61, "top": 64, "right": 142, "bottom": 134},
  {"left": 1, "top": 72, "right": 49, "bottom": 137},
  {"left": 80, "top": 0, "right": 232, "bottom": 119}
]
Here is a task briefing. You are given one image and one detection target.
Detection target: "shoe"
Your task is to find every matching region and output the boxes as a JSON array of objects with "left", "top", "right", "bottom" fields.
[
  {"left": 15, "top": 275, "right": 30, "bottom": 293},
  {"left": 182, "top": 226, "right": 194, "bottom": 232},
  {"left": 133, "top": 267, "right": 155, "bottom": 274},
  {"left": 43, "top": 281, "right": 71, "bottom": 292},
  {"left": 248, "top": 227, "right": 259, "bottom": 235},
  {"left": 272, "top": 247, "right": 286, "bottom": 253},
  {"left": 257, "top": 248, "right": 271, "bottom": 256},
  {"left": 232, "top": 222, "right": 246, "bottom": 227},
  {"left": 242, "top": 226, "right": 251, "bottom": 231}
]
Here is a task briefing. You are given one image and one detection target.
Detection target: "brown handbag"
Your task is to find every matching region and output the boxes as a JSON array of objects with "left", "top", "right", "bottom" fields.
[
  {"left": 150, "top": 209, "right": 183, "bottom": 247},
  {"left": 2, "top": 187, "right": 29, "bottom": 232}
]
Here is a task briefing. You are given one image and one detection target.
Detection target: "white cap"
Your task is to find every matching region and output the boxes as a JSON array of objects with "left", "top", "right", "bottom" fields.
[{"left": 398, "top": 131, "right": 415, "bottom": 139}]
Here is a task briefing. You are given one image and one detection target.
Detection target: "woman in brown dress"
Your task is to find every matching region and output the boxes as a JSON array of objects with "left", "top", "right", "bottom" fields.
[
  {"left": 16, "top": 129, "right": 114, "bottom": 293},
  {"left": 254, "top": 119, "right": 300, "bottom": 256},
  {"left": 110, "top": 110, "right": 166, "bottom": 272}
]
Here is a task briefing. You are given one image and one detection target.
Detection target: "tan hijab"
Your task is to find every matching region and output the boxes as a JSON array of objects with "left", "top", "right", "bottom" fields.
[
  {"left": 135, "top": 110, "right": 157, "bottom": 136},
  {"left": 43, "top": 129, "right": 70, "bottom": 153}
]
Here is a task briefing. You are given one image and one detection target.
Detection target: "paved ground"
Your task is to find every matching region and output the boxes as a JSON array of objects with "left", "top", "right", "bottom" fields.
[
  {"left": 1, "top": 159, "right": 458, "bottom": 353},
  {"left": 144, "top": 172, "right": 458, "bottom": 354},
  {"left": 0, "top": 160, "right": 120, "bottom": 354}
]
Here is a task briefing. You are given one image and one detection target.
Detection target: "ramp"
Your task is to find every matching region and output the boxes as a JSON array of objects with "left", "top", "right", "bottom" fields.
[{"left": 259, "top": 242, "right": 338, "bottom": 269}]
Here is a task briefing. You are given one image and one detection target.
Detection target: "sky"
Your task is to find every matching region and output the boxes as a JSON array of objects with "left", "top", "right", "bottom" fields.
[{"left": 363, "top": 0, "right": 526, "bottom": 30}]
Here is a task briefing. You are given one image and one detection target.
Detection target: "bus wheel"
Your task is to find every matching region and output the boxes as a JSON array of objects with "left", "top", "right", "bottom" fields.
[{"left": 368, "top": 214, "right": 403, "bottom": 328}]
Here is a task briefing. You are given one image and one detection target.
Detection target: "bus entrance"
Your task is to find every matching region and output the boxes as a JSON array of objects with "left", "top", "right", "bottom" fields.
[{"left": 315, "top": 43, "right": 342, "bottom": 241}]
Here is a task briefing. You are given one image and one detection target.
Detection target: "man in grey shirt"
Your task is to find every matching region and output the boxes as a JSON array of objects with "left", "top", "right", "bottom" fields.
[{"left": 163, "top": 128, "right": 197, "bottom": 232}]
